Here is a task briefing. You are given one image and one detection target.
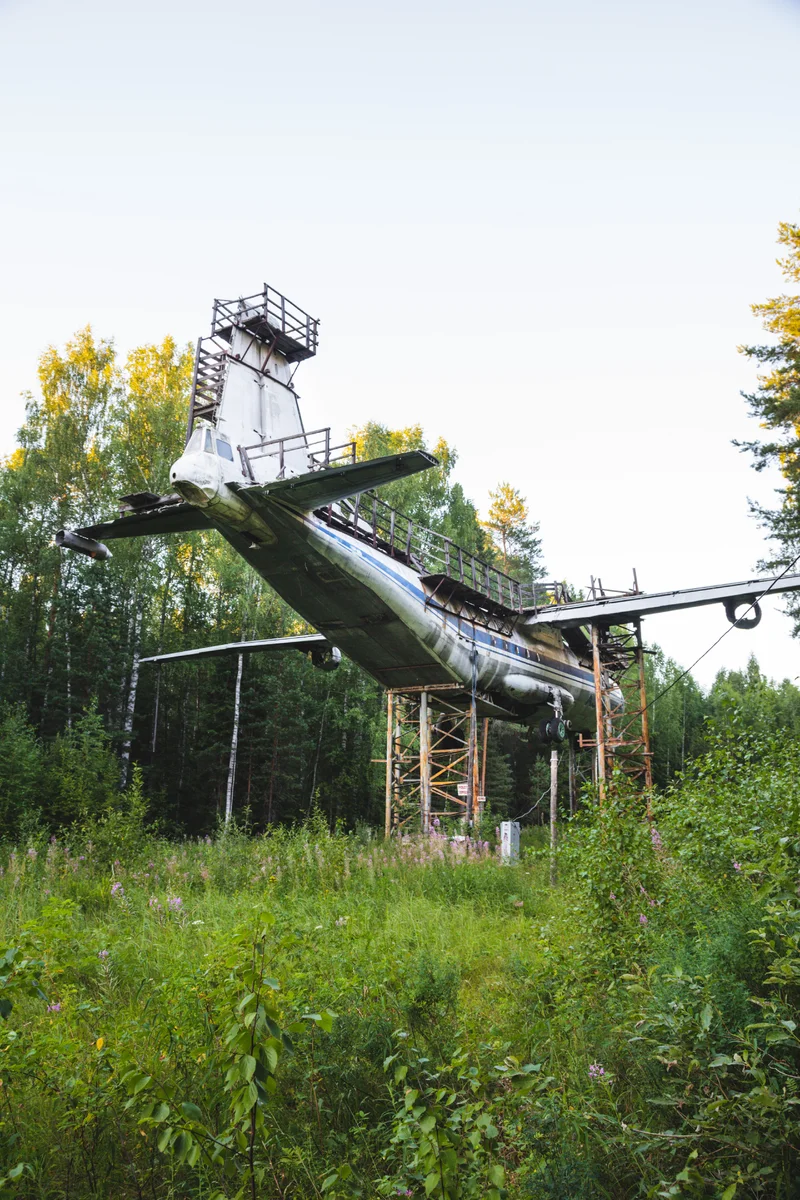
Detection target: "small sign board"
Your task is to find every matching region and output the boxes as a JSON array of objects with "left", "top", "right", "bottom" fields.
[{"left": 457, "top": 783, "right": 469, "bottom": 797}]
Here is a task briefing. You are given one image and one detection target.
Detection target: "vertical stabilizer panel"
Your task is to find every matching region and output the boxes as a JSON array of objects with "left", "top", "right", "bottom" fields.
[{"left": 215, "top": 329, "right": 307, "bottom": 484}]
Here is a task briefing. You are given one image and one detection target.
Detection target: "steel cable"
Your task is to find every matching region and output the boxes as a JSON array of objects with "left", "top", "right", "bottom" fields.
[{"left": 642, "top": 553, "right": 800, "bottom": 716}]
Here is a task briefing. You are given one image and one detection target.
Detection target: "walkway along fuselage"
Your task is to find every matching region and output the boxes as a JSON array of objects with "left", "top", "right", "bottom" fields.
[{"left": 190, "top": 472, "right": 599, "bottom": 730}]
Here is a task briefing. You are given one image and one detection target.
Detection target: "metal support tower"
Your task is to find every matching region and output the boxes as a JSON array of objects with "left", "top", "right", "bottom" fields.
[
  {"left": 579, "top": 607, "right": 653, "bottom": 801},
  {"left": 383, "top": 686, "right": 482, "bottom": 835}
]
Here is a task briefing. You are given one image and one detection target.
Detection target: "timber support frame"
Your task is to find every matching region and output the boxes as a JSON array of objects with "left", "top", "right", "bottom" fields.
[{"left": 383, "top": 685, "right": 483, "bottom": 833}]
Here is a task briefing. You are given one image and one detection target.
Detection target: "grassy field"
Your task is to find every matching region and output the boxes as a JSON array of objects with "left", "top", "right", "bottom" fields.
[{"left": 1, "top": 730, "right": 799, "bottom": 1198}]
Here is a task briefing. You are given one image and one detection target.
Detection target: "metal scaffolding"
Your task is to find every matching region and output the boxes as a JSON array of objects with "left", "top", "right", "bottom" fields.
[
  {"left": 383, "top": 686, "right": 482, "bottom": 835},
  {"left": 578, "top": 576, "right": 653, "bottom": 802}
]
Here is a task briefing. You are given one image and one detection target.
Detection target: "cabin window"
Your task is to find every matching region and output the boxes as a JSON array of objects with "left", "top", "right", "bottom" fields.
[{"left": 216, "top": 438, "right": 234, "bottom": 462}]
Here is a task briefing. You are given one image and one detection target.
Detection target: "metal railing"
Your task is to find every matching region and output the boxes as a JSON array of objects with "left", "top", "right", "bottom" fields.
[
  {"left": 211, "top": 286, "right": 318, "bottom": 361},
  {"left": 317, "top": 490, "right": 571, "bottom": 615},
  {"left": 242, "top": 428, "right": 356, "bottom": 480}
]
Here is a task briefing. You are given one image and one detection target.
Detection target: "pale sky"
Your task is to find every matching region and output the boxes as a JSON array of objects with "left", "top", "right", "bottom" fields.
[{"left": 2, "top": 0, "right": 800, "bottom": 688}]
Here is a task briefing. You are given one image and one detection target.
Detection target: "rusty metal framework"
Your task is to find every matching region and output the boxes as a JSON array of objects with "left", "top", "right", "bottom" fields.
[
  {"left": 384, "top": 686, "right": 482, "bottom": 835},
  {"left": 578, "top": 577, "right": 653, "bottom": 800}
]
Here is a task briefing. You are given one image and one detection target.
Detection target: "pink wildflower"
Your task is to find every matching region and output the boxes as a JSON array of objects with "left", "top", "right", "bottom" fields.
[{"left": 639, "top": 914, "right": 648, "bottom": 926}]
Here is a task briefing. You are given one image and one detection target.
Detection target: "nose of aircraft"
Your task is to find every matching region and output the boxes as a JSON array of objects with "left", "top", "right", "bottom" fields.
[{"left": 170, "top": 451, "right": 221, "bottom": 507}]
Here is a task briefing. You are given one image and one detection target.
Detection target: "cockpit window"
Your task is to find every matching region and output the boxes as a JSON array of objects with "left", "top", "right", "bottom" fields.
[
  {"left": 216, "top": 438, "right": 234, "bottom": 462},
  {"left": 204, "top": 429, "right": 213, "bottom": 453},
  {"left": 186, "top": 428, "right": 203, "bottom": 453}
]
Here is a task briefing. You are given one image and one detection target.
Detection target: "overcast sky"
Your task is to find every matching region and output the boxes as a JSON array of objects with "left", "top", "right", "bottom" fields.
[{"left": 2, "top": 0, "right": 800, "bottom": 687}]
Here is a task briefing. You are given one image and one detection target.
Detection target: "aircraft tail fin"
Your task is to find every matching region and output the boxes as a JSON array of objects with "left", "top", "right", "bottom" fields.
[{"left": 233, "top": 450, "right": 437, "bottom": 513}]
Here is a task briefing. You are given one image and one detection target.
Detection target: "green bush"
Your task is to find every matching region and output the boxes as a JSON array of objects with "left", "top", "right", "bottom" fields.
[{"left": 0, "top": 736, "right": 798, "bottom": 1196}]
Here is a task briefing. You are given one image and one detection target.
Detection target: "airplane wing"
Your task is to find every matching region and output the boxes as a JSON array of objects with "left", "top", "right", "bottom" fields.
[
  {"left": 59, "top": 495, "right": 212, "bottom": 545},
  {"left": 523, "top": 573, "right": 800, "bottom": 630},
  {"left": 140, "top": 632, "right": 333, "bottom": 665},
  {"left": 233, "top": 450, "right": 437, "bottom": 513}
]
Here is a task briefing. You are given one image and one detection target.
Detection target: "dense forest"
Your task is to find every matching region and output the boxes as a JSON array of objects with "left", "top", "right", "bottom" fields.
[
  {"left": 2, "top": 304, "right": 800, "bottom": 839},
  {"left": 1, "top": 221, "right": 800, "bottom": 1199}
]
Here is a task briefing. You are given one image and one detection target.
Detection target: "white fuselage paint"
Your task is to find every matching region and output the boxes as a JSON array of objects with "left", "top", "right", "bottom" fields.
[
  {"left": 212, "top": 336, "right": 309, "bottom": 482},
  {"left": 169, "top": 440, "right": 606, "bottom": 728}
]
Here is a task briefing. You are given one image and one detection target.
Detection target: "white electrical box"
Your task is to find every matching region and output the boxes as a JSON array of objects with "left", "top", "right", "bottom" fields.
[{"left": 500, "top": 821, "right": 520, "bottom": 863}]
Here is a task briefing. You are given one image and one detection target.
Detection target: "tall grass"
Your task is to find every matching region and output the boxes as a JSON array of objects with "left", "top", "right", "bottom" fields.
[{"left": 0, "top": 730, "right": 798, "bottom": 1198}]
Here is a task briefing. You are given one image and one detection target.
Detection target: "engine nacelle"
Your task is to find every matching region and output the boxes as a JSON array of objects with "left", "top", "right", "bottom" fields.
[
  {"left": 55, "top": 530, "right": 112, "bottom": 560},
  {"left": 311, "top": 645, "right": 342, "bottom": 672}
]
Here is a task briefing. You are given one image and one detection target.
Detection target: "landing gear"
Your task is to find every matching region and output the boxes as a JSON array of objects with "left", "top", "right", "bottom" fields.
[{"left": 539, "top": 716, "right": 568, "bottom": 744}]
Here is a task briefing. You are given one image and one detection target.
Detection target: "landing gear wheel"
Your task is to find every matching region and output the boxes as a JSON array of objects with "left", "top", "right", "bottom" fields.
[
  {"left": 539, "top": 717, "right": 567, "bottom": 743},
  {"left": 548, "top": 717, "right": 567, "bottom": 743}
]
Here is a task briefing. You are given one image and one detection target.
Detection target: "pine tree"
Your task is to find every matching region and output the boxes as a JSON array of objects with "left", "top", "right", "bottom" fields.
[
  {"left": 482, "top": 483, "right": 545, "bottom": 583},
  {"left": 738, "top": 220, "right": 800, "bottom": 626}
]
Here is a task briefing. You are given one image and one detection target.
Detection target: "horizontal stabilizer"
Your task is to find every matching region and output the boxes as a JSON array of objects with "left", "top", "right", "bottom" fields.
[
  {"left": 234, "top": 450, "right": 437, "bottom": 513},
  {"left": 140, "top": 633, "right": 330, "bottom": 665},
  {"left": 75, "top": 499, "right": 212, "bottom": 542},
  {"left": 524, "top": 573, "right": 800, "bottom": 629}
]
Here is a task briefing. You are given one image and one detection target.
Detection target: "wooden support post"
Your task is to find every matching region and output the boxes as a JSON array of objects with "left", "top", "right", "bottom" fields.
[
  {"left": 568, "top": 734, "right": 577, "bottom": 815},
  {"left": 420, "top": 691, "right": 431, "bottom": 833},
  {"left": 480, "top": 716, "right": 489, "bottom": 821},
  {"left": 634, "top": 617, "right": 654, "bottom": 808},
  {"left": 466, "top": 690, "right": 478, "bottom": 826},
  {"left": 393, "top": 704, "right": 402, "bottom": 831},
  {"left": 591, "top": 623, "right": 607, "bottom": 799},
  {"left": 549, "top": 746, "right": 558, "bottom": 886},
  {"left": 384, "top": 691, "right": 394, "bottom": 838}
]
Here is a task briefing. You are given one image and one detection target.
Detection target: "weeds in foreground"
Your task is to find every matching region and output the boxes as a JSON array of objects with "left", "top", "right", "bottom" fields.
[{"left": 0, "top": 725, "right": 799, "bottom": 1196}]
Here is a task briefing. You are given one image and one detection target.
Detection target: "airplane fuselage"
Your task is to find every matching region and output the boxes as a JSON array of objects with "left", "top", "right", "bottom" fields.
[{"left": 169, "top": 438, "right": 601, "bottom": 729}]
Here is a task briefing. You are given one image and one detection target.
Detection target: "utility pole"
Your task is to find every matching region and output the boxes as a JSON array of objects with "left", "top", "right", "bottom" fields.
[
  {"left": 384, "top": 691, "right": 394, "bottom": 838},
  {"left": 549, "top": 745, "right": 558, "bottom": 886},
  {"left": 568, "top": 735, "right": 577, "bottom": 815}
]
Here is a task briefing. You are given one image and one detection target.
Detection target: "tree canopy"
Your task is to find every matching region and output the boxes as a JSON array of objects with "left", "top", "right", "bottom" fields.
[
  {"left": 738, "top": 220, "right": 800, "bottom": 619},
  {"left": 482, "top": 482, "right": 544, "bottom": 584},
  {"left": 3, "top": 319, "right": 800, "bottom": 838}
]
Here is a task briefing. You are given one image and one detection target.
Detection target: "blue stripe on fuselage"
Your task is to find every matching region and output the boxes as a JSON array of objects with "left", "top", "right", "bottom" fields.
[{"left": 304, "top": 514, "right": 595, "bottom": 691}]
